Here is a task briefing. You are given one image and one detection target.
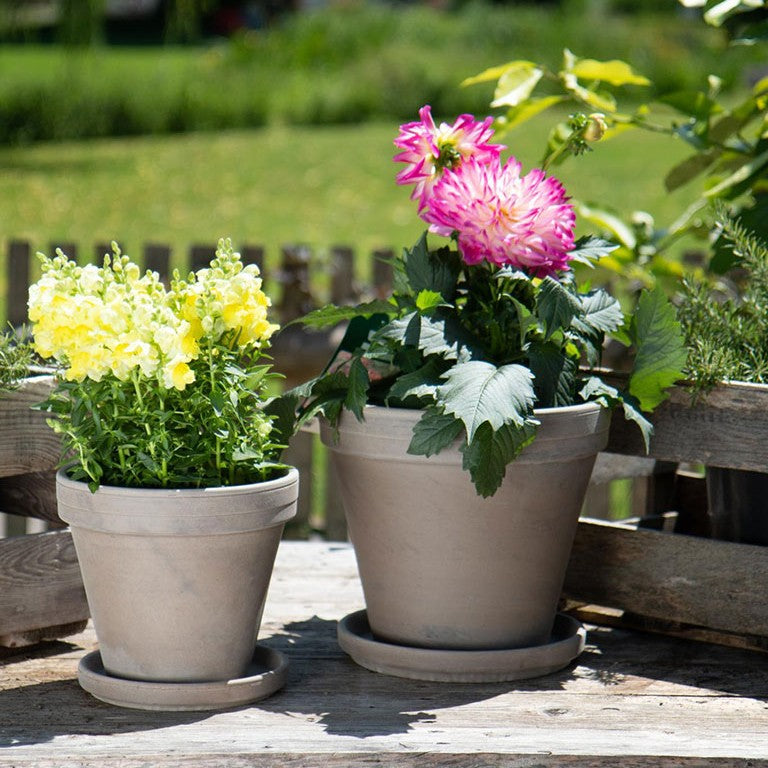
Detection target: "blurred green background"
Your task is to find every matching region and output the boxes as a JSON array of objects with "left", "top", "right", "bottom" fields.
[{"left": 0, "top": 0, "right": 764, "bottom": 280}]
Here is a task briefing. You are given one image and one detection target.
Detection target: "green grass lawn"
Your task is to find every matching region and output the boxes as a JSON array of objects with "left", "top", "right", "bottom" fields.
[{"left": 0, "top": 119, "right": 696, "bottom": 285}]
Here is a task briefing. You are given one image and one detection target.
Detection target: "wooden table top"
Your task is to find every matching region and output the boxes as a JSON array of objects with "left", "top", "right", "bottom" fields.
[{"left": 2, "top": 541, "right": 768, "bottom": 767}]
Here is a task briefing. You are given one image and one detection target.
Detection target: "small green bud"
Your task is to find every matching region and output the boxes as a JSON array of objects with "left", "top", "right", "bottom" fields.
[{"left": 584, "top": 113, "right": 607, "bottom": 142}]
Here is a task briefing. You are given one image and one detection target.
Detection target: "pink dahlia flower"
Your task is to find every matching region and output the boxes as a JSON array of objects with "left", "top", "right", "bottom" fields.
[
  {"left": 422, "top": 157, "right": 576, "bottom": 277},
  {"left": 394, "top": 105, "right": 504, "bottom": 209}
]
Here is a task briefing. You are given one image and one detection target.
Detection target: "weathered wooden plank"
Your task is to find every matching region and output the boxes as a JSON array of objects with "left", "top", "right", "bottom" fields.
[
  {"left": 0, "top": 757, "right": 764, "bottom": 768},
  {"left": 2, "top": 543, "right": 768, "bottom": 765},
  {"left": 607, "top": 381, "right": 768, "bottom": 471},
  {"left": 0, "top": 470, "right": 59, "bottom": 523},
  {"left": 0, "top": 376, "right": 58, "bottom": 478},
  {"left": 7, "top": 240, "right": 31, "bottom": 328},
  {"left": 0, "top": 529, "right": 88, "bottom": 638},
  {"left": 564, "top": 518, "right": 768, "bottom": 636}
]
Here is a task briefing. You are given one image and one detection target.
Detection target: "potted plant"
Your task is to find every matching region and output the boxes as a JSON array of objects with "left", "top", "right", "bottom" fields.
[
  {"left": 280, "top": 106, "right": 686, "bottom": 682},
  {"left": 27, "top": 238, "right": 298, "bottom": 711},
  {"left": 678, "top": 206, "right": 768, "bottom": 545}
]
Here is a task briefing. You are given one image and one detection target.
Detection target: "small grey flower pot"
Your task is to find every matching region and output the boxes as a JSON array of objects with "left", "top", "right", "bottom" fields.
[
  {"left": 322, "top": 404, "right": 609, "bottom": 651},
  {"left": 56, "top": 468, "right": 299, "bottom": 683}
]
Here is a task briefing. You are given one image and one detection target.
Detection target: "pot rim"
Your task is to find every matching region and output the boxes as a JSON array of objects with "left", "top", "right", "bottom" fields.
[{"left": 56, "top": 465, "right": 299, "bottom": 500}]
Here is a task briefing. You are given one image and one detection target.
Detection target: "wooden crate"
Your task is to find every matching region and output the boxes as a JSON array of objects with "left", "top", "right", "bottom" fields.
[
  {"left": 564, "top": 381, "right": 768, "bottom": 647},
  {"left": 0, "top": 376, "right": 88, "bottom": 647}
]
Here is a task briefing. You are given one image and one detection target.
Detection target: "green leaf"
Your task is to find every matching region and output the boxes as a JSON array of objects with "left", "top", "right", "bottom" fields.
[
  {"left": 387, "top": 358, "right": 445, "bottom": 404},
  {"left": 437, "top": 361, "right": 536, "bottom": 441},
  {"left": 570, "top": 57, "right": 651, "bottom": 87},
  {"left": 296, "top": 300, "right": 394, "bottom": 329},
  {"left": 628, "top": 286, "right": 687, "bottom": 412},
  {"left": 568, "top": 236, "right": 619, "bottom": 267},
  {"left": 703, "top": 147, "right": 768, "bottom": 199},
  {"left": 263, "top": 393, "right": 300, "bottom": 450},
  {"left": 537, "top": 277, "right": 582, "bottom": 340},
  {"left": 379, "top": 312, "right": 461, "bottom": 360},
  {"left": 574, "top": 202, "right": 637, "bottom": 250},
  {"left": 502, "top": 95, "right": 566, "bottom": 131},
  {"left": 407, "top": 408, "right": 463, "bottom": 457},
  {"left": 528, "top": 342, "right": 578, "bottom": 407},
  {"left": 660, "top": 90, "right": 721, "bottom": 121},
  {"left": 573, "top": 289, "right": 625, "bottom": 336},
  {"left": 403, "top": 233, "right": 461, "bottom": 300},
  {"left": 664, "top": 150, "right": 719, "bottom": 192},
  {"left": 620, "top": 396, "right": 654, "bottom": 453},
  {"left": 491, "top": 63, "right": 543, "bottom": 108},
  {"left": 344, "top": 357, "right": 370, "bottom": 421},
  {"left": 579, "top": 377, "right": 653, "bottom": 453},
  {"left": 461, "top": 60, "right": 538, "bottom": 87},
  {"left": 415, "top": 289, "right": 444, "bottom": 312},
  {"left": 461, "top": 421, "right": 537, "bottom": 498}
]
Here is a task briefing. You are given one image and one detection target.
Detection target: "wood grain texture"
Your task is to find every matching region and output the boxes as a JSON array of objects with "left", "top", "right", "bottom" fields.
[
  {"left": 564, "top": 519, "right": 768, "bottom": 636},
  {"left": 2, "top": 542, "right": 768, "bottom": 766},
  {"left": 0, "top": 470, "right": 59, "bottom": 523},
  {"left": 0, "top": 529, "right": 88, "bottom": 637},
  {"left": 606, "top": 381, "right": 768, "bottom": 470},
  {"left": 0, "top": 376, "right": 59, "bottom": 478}
]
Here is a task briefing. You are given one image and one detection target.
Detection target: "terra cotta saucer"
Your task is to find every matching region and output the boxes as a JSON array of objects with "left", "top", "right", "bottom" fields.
[
  {"left": 77, "top": 645, "right": 288, "bottom": 711},
  {"left": 337, "top": 610, "right": 585, "bottom": 682}
]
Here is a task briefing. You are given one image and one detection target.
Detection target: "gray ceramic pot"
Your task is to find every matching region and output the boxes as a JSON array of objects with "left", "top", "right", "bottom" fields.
[
  {"left": 57, "top": 468, "right": 299, "bottom": 683},
  {"left": 322, "top": 403, "right": 609, "bottom": 651}
]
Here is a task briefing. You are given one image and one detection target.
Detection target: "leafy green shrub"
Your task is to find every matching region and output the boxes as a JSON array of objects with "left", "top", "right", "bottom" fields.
[{"left": 0, "top": 3, "right": 763, "bottom": 145}]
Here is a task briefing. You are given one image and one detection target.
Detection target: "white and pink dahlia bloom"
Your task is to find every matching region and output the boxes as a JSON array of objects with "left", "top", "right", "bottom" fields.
[
  {"left": 394, "top": 105, "right": 504, "bottom": 209},
  {"left": 422, "top": 157, "right": 576, "bottom": 277}
]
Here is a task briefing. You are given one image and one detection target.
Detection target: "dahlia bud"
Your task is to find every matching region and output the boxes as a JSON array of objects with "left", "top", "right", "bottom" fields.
[{"left": 584, "top": 113, "right": 607, "bottom": 142}]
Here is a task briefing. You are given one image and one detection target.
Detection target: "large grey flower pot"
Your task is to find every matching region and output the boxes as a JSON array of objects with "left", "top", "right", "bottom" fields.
[
  {"left": 56, "top": 468, "right": 299, "bottom": 684},
  {"left": 322, "top": 404, "right": 609, "bottom": 651}
]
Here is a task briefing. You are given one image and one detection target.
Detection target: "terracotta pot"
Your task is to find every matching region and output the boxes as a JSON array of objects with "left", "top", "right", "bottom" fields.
[
  {"left": 321, "top": 403, "right": 609, "bottom": 650},
  {"left": 56, "top": 468, "right": 299, "bottom": 683}
]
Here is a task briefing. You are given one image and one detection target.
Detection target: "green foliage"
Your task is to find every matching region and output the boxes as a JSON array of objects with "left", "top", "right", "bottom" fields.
[
  {"left": 42, "top": 344, "right": 286, "bottom": 491},
  {"left": 465, "top": 16, "right": 768, "bottom": 286},
  {"left": 281, "top": 232, "right": 685, "bottom": 498},
  {"left": 678, "top": 205, "right": 768, "bottom": 392},
  {"left": 0, "top": 3, "right": 763, "bottom": 145},
  {"left": 0, "top": 331, "right": 34, "bottom": 392},
  {"left": 627, "top": 286, "right": 688, "bottom": 411}
]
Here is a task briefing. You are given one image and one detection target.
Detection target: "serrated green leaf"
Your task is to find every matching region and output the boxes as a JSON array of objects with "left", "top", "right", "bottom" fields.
[
  {"left": 491, "top": 63, "right": 543, "bottom": 108},
  {"left": 628, "top": 286, "right": 687, "bottom": 412},
  {"left": 437, "top": 361, "right": 536, "bottom": 441},
  {"left": 579, "top": 376, "right": 620, "bottom": 404},
  {"left": 579, "top": 377, "right": 653, "bottom": 452},
  {"left": 570, "top": 57, "right": 651, "bottom": 86},
  {"left": 568, "top": 236, "right": 619, "bottom": 266},
  {"left": 403, "top": 233, "right": 461, "bottom": 299},
  {"left": 344, "top": 357, "right": 370, "bottom": 421},
  {"left": 387, "top": 358, "right": 445, "bottom": 404},
  {"left": 573, "top": 289, "right": 625, "bottom": 336},
  {"left": 407, "top": 408, "right": 463, "bottom": 457},
  {"left": 415, "top": 289, "right": 444, "bottom": 312},
  {"left": 620, "top": 396, "right": 654, "bottom": 453},
  {"left": 297, "top": 300, "right": 394, "bottom": 329},
  {"left": 528, "top": 342, "right": 578, "bottom": 407},
  {"left": 461, "top": 421, "right": 537, "bottom": 498},
  {"left": 379, "top": 312, "right": 461, "bottom": 360},
  {"left": 538, "top": 277, "right": 582, "bottom": 340}
]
